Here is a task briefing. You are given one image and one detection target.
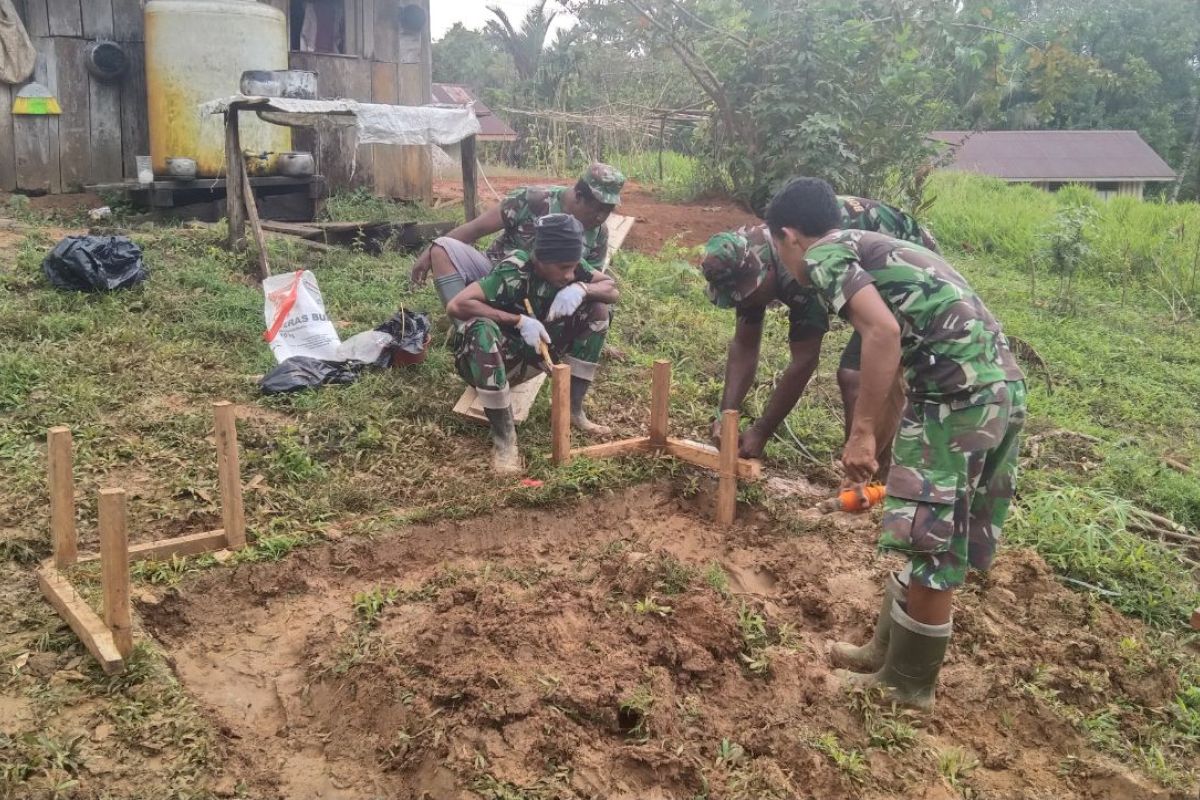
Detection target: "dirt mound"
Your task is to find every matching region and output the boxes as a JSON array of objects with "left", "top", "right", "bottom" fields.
[{"left": 142, "top": 486, "right": 1188, "bottom": 799}]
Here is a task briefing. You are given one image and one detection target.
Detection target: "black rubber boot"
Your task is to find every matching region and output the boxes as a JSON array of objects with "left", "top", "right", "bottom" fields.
[
  {"left": 830, "top": 572, "right": 908, "bottom": 672},
  {"left": 483, "top": 406, "right": 521, "bottom": 475},
  {"left": 837, "top": 603, "right": 950, "bottom": 712},
  {"left": 569, "top": 376, "right": 611, "bottom": 436}
]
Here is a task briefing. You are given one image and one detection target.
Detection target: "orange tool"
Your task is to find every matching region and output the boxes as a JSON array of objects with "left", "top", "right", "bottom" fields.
[{"left": 819, "top": 483, "right": 886, "bottom": 513}]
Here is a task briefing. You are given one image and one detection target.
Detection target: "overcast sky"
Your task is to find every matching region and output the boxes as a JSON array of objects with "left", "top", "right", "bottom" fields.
[{"left": 431, "top": 0, "right": 577, "bottom": 41}]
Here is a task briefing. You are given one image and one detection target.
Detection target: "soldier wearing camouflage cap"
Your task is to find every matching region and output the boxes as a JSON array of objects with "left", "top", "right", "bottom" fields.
[
  {"left": 411, "top": 162, "right": 626, "bottom": 310},
  {"left": 701, "top": 194, "right": 937, "bottom": 463},
  {"left": 447, "top": 214, "right": 620, "bottom": 474},
  {"left": 766, "top": 177, "right": 1025, "bottom": 712}
]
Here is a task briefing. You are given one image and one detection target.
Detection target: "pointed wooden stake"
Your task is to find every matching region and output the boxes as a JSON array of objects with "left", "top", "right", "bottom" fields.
[
  {"left": 551, "top": 364, "right": 572, "bottom": 465},
  {"left": 213, "top": 402, "right": 246, "bottom": 549},
  {"left": 48, "top": 427, "right": 77, "bottom": 568},
  {"left": 716, "top": 410, "right": 739, "bottom": 526},
  {"left": 649, "top": 360, "right": 671, "bottom": 446},
  {"left": 99, "top": 488, "right": 133, "bottom": 659}
]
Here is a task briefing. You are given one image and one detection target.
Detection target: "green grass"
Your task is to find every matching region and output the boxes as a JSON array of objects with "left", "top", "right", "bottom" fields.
[{"left": 605, "top": 149, "right": 721, "bottom": 202}]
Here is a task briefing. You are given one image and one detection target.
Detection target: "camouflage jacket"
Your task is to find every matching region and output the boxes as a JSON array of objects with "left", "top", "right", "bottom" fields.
[
  {"left": 475, "top": 250, "right": 595, "bottom": 320},
  {"left": 485, "top": 187, "right": 609, "bottom": 269},
  {"left": 803, "top": 230, "right": 1024, "bottom": 399},
  {"left": 838, "top": 196, "right": 940, "bottom": 253}
]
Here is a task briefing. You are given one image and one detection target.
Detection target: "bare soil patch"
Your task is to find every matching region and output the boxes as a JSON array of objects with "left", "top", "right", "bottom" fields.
[
  {"left": 143, "top": 485, "right": 1183, "bottom": 799},
  {"left": 432, "top": 177, "right": 758, "bottom": 256}
]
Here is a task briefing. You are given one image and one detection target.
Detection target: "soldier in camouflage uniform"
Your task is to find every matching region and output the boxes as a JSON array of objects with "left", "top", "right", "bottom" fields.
[
  {"left": 701, "top": 194, "right": 937, "bottom": 462},
  {"left": 446, "top": 214, "right": 620, "bottom": 474},
  {"left": 765, "top": 177, "right": 1026, "bottom": 711},
  {"left": 411, "top": 163, "right": 626, "bottom": 309}
]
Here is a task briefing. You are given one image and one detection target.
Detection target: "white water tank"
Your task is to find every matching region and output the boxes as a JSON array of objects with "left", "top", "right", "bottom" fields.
[{"left": 145, "top": 0, "right": 292, "bottom": 177}]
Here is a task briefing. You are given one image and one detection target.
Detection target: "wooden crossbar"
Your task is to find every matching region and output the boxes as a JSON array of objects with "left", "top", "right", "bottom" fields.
[
  {"left": 77, "top": 529, "right": 229, "bottom": 564},
  {"left": 38, "top": 564, "right": 125, "bottom": 675}
]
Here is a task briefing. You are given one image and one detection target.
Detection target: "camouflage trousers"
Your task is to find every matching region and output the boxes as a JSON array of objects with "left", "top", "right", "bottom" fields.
[
  {"left": 879, "top": 380, "right": 1027, "bottom": 590},
  {"left": 454, "top": 301, "right": 610, "bottom": 409}
]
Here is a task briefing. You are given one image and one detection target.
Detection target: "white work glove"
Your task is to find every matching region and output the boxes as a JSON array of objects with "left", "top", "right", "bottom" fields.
[
  {"left": 546, "top": 282, "right": 588, "bottom": 321},
  {"left": 517, "top": 315, "right": 551, "bottom": 348}
]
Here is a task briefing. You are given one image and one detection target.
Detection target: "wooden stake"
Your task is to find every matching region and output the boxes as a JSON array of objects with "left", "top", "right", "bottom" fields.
[
  {"left": 213, "top": 402, "right": 246, "bottom": 549},
  {"left": 716, "top": 410, "right": 739, "bottom": 526},
  {"left": 649, "top": 360, "right": 671, "bottom": 446},
  {"left": 47, "top": 426, "right": 77, "bottom": 568},
  {"left": 241, "top": 156, "right": 271, "bottom": 281},
  {"left": 461, "top": 134, "right": 478, "bottom": 222},
  {"left": 98, "top": 489, "right": 133, "bottom": 659},
  {"left": 551, "top": 364, "right": 572, "bottom": 465}
]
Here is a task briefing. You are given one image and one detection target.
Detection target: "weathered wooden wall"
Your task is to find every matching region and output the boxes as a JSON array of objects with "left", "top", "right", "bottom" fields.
[
  {"left": 2, "top": 0, "right": 432, "bottom": 200},
  {"left": 1, "top": 0, "right": 147, "bottom": 193}
]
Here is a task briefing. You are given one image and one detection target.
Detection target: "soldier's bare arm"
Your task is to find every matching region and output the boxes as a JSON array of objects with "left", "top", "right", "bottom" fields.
[{"left": 582, "top": 271, "right": 620, "bottom": 304}]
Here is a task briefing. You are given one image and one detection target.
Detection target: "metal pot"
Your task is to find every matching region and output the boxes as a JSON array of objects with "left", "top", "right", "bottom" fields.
[
  {"left": 240, "top": 70, "right": 318, "bottom": 100},
  {"left": 165, "top": 157, "right": 197, "bottom": 180},
  {"left": 277, "top": 151, "right": 315, "bottom": 178}
]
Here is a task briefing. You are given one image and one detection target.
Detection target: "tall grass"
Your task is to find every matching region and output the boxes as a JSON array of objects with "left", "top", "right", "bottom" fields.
[
  {"left": 606, "top": 150, "right": 721, "bottom": 202},
  {"left": 926, "top": 173, "right": 1200, "bottom": 315}
]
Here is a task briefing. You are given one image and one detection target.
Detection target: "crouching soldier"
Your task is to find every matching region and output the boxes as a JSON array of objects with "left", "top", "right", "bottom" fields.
[
  {"left": 447, "top": 214, "right": 619, "bottom": 474},
  {"left": 765, "top": 177, "right": 1026, "bottom": 710}
]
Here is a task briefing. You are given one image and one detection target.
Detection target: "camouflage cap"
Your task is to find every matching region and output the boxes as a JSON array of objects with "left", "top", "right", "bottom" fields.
[
  {"left": 581, "top": 162, "right": 625, "bottom": 205},
  {"left": 701, "top": 231, "right": 768, "bottom": 308}
]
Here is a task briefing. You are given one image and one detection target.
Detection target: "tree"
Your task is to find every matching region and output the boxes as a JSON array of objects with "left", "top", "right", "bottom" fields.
[
  {"left": 485, "top": 1, "right": 560, "bottom": 82},
  {"left": 432, "top": 23, "right": 507, "bottom": 91}
]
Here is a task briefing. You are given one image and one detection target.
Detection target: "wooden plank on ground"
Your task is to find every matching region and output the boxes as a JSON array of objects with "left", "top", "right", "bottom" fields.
[
  {"left": 78, "top": 529, "right": 229, "bottom": 564},
  {"left": 569, "top": 438, "right": 652, "bottom": 460},
  {"left": 89, "top": 72, "right": 124, "bottom": 184},
  {"left": 54, "top": 37, "right": 89, "bottom": 191},
  {"left": 454, "top": 372, "right": 547, "bottom": 426},
  {"left": 81, "top": 0, "right": 114, "bottom": 38},
  {"left": 261, "top": 220, "right": 325, "bottom": 239},
  {"left": 605, "top": 214, "right": 635, "bottom": 267},
  {"left": 46, "top": 0, "right": 81, "bottom": 36},
  {"left": 119, "top": 41, "right": 148, "bottom": 180},
  {"left": 38, "top": 565, "right": 125, "bottom": 674},
  {"left": 111, "top": 0, "right": 143, "bottom": 41},
  {"left": 662, "top": 438, "right": 763, "bottom": 480}
]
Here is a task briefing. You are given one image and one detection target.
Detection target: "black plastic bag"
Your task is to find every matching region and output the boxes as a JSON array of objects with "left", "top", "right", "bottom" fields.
[
  {"left": 260, "top": 357, "right": 363, "bottom": 395},
  {"left": 42, "top": 235, "right": 148, "bottom": 292},
  {"left": 336, "top": 310, "right": 432, "bottom": 368}
]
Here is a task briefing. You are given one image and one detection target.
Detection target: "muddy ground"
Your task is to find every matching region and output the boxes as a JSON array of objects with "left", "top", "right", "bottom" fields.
[{"left": 139, "top": 485, "right": 1185, "bottom": 800}]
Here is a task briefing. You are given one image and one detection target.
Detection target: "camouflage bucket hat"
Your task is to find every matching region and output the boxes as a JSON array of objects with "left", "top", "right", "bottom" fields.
[
  {"left": 701, "top": 231, "right": 767, "bottom": 308},
  {"left": 582, "top": 162, "right": 625, "bottom": 205}
]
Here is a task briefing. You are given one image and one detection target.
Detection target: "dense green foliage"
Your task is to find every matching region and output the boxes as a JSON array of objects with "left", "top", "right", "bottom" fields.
[{"left": 436, "top": 0, "right": 1200, "bottom": 205}]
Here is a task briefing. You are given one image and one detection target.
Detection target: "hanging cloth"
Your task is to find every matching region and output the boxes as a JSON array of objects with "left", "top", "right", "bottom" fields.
[{"left": 0, "top": 0, "right": 36, "bottom": 85}]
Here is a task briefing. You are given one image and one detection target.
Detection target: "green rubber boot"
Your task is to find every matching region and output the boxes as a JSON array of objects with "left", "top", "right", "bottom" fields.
[
  {"left": 836, "top": 603, "right": 950, "bottom": 712},
  {"left": 830, "top": 572, "right": 908, "bottom": 672},
  {"left": 484, "top": 406, "right": 521, "bottom": 475}
]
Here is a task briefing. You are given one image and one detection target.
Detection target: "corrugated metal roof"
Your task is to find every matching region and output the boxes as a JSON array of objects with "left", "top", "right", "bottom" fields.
[
  {"left": 929, "top": 130, "right": 1177, "bottom": 182},
  {"left": 431, "top": 84, "right": 517, "bottom": 142}
]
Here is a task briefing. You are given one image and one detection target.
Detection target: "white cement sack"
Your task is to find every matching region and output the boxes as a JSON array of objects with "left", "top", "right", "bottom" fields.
[{"left": 263, "top": 270, "right": 341, "bottom": 362}]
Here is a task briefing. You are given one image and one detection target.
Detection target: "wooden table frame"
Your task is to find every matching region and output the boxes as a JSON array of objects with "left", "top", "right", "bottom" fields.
[
  {"left": 38, "top": 402, "right": 248, "bottom": 674},
  {"left": 550, "top": 360, "right": 763, "bottom": 526}
]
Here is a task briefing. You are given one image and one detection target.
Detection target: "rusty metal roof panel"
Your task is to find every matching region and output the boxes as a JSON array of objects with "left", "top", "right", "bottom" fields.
[
  {"left": 929, "top": 130, "right": 1177, "bottom": 182},
  {"left": 432, "top": 83, "right": 518, "bottom": 141}
]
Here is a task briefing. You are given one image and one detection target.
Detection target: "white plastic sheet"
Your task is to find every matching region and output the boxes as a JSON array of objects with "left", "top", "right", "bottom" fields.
[{"left": 201, "top": 95, "right": 482, "bottom": 146}]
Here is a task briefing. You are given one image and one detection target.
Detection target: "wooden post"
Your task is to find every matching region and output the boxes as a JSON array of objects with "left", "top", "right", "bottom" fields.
[
  {"left": 99, "top": 488, "right": 133, "bottom": 659},
  {"left": 716, "top": 410, "right": 739, "bottom": 526},
  {"left": 241, "top": 157, "right": 271, "bottom": 281},
  {"left": 224, "top": 110, "right": 246, "bottom": 251},
  {"left": 213, "top": 402, "right": 246, "bottom": 549},
  {"left": 47, "top": 427, "right": 77, "bottom": 568},
  {"left": 551, "top": 364, "right": 572, "bottom": 465},
  {"left": 461, "top": 134, "right": 478, "bottom": 222},
  {"left": 649, "top": 360, "right": 671, "bottom": 446}
]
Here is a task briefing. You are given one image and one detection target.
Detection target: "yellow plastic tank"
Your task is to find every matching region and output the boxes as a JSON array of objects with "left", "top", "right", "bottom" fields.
[{"left": 145, "top": 0, "right": 292, "bottom": 177}]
